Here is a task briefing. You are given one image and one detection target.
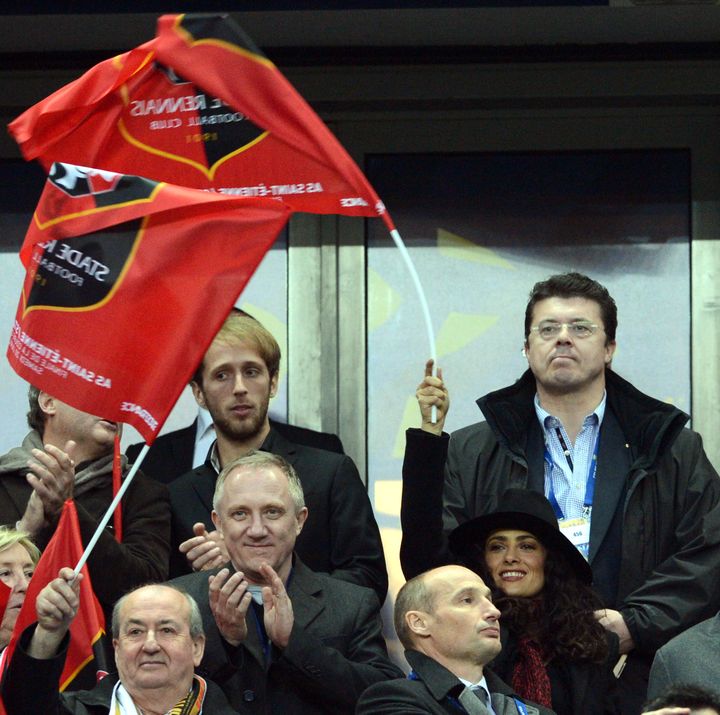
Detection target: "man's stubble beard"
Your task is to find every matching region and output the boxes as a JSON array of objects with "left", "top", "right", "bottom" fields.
[
  {"left": 211, "top": 393, "right": 271, "bottom": 444},
  {"left": 214, "top": 410, "right": 265, "bottom": 442}
]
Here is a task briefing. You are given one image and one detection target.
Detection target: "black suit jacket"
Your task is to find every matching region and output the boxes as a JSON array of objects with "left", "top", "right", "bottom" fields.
[
  {"left": 126, "top": 419, "right": 344, "bottom": 485},
  {"left": 172, "top": 558, "right": 403, "bottom": 715},
  {"left": 357, "top": 650, "right": 555, "bottom": 715},
  {"left": 168, "top": 427, "right": 387, "bottom": 600}
]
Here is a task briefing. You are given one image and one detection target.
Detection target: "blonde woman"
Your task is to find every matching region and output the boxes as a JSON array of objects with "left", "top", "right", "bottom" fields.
[{"left": 0, "top": 527, "right": 40, "bottom": 652}]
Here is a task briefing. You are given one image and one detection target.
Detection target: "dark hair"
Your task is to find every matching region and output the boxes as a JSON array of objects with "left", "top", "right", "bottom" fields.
[
  {"left": 524, "top": 272, "right": 617, "bottom": 344},
  {"left": 27, "top": 385, "right": 46, "bottom": 433},
  {"left": 643, "top": 684, "right": 720, "bottom": 713},
  {"left": 470, "top": 544, "right": 609, "bottom": 663}
]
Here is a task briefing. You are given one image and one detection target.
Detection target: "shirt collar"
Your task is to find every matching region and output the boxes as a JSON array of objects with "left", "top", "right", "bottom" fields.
[
  {"left": 209, "top": 440, "right": 221, "bottom": 474},
  {"left": 196, "top": 407, "right": 214, "bottom": 439},
  {"left": 207, "top": 427, "right": 275, "bottom": 475},
  {"left": 534, "top": 391, "right": 607, "bottom": 431}
]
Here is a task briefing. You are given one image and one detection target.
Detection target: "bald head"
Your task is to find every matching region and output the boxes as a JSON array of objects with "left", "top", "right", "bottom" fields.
[
  {"left": 111, "top": 584, "right": 205, "bottom": 709},
  {"left": 394, "top": 566, "right": 502, "bottom": 681}
]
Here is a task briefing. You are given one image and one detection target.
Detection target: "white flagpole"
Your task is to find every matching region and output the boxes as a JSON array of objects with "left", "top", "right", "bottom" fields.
[
  {"left": 73, "top": 442, "right": 150, "bottom": 577},
  {"left": 388, "top": 228, "right": 439, "bottom": 424}
]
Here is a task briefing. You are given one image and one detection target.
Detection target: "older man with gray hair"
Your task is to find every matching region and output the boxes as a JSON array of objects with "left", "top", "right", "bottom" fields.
[
  {"left": 0, "top": 569, "right": 237, "bottom": 714},
  {"left": 172, "top": 449, "right": 402, "bottom": 714}
]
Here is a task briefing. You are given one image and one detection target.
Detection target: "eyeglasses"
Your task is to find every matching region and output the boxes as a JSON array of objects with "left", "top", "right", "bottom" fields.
[{"left": 529, "top": 320, "right": 599, "bottom": 340}]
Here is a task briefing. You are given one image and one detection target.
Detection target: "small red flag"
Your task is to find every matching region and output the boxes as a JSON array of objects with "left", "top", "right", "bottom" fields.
[
  {"left": 8, "top": 14, "right": 393, "bottom": 229},
  {"left": 0, "top": 581, "right": 10, "bottom": 623},
  {"left": 7, "top": 162, "right": 290, "bottom": 443},
  {"left": 0, "top": 500, "right": 107, "bottom": 696}
]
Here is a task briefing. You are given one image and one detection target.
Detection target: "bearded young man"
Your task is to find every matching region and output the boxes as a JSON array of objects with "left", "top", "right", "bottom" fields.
[{"left": 168, "top": 311, "right": 387, "bottom": 601}]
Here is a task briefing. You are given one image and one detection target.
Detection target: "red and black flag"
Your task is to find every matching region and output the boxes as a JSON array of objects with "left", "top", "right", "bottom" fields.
[
  {"left": 0, "top": 500, "right": 107, "bottom": 697},
  {"left": 8, "top": 162, "right": 291, "bottom": 443},
  {"left": 9, "top": 13, "right": 393, "bottom": 228}
]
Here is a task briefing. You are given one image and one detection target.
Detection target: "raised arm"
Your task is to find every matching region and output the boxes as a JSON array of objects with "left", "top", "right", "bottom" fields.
[
  {"left": 400, "top": 360, "right": 453, "bottom": 579},
  {"left": 28, "top": 567, "right": 81, "bottom": 659}
]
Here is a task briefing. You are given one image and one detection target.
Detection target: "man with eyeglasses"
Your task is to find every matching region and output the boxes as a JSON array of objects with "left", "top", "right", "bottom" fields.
[{"left": 400, "top": 272, "right": 720, "bottom": 714}]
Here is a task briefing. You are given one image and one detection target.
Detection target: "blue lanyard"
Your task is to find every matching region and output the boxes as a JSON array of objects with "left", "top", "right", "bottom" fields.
[{"left": 545, "top": 431, "right": 600, "bottom": 520}]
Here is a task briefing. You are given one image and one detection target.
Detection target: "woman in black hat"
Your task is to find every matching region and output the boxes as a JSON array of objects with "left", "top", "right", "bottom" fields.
[
  {"left": 449, "top": 489, "right": 619, "bottom": 715},
  {"left": 400, "top": 362, "right": 620, "bottom": 714}
]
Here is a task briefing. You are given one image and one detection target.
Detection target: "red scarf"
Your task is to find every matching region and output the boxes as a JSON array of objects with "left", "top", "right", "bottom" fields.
[{"left": 511, "top": 635, "right": 552, "bottom": 708}]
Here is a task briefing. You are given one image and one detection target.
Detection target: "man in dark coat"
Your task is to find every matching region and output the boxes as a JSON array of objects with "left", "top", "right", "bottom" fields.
[
  {"left": 0, "top": 386, "right": 170, "bottom": 629},
  {"left": 168, "top": 310, "right": 387, "bottom": 602},
  {"left": 172, "top": 451, "right": 402, "bottom": 714},
  {"left": 400, "top": 272, "right": 720, "bottom": 714},
  {"left": 1, "top": 571, "right": 237, "bottom": 714},
  {"left": 357, "top": 564, "right": 555, "bottom": 715}
]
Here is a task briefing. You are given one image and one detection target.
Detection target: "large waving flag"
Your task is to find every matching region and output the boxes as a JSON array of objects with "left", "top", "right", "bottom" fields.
[
  {"left": 8, "top": 13, "right": 392, "bottom": 229},
  {"left": 7, "top": 12, "right": 438, "bottom": 427},
  {"left": 0, "top": 500, "right": 107, "bottom": 703},
  {"left": 8, "top": 162, "right": 291, "bottom": 443}
]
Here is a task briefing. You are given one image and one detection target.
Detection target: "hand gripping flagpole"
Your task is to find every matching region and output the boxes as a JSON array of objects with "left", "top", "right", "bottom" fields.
[
  {"left": 73, "top": 442, "right": 150, "bottom": 577},
  {"left": 387, "top": 226, "right": 439, "bottom": 424}
]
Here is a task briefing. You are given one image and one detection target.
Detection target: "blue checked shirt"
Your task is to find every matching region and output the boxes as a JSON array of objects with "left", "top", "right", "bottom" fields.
[{"left": 534, "top": 393, "right": 606, "bottom": 521}]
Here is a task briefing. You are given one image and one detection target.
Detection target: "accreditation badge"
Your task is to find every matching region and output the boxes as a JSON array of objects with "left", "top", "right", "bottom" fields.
[{"left": 558, "top": 516, "right": 591, "bottom": 560}]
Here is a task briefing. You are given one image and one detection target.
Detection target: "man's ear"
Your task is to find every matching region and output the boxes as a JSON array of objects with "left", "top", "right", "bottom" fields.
[
  {"left": 295, "top": 507, "right": 308, "bottom": 536},
  {"left": 406, "top": 610, "right": 430, "bottom": 638},
  {"left": 269, "top": 372, "right": 279, "bottom": 399},
  {"left": 604, "top": 340, "right": 617, "bottom": 365},
  {"left": 38, "top": 391, "right": 57, "bottom": 417},
  {"left": 210, "top": 509, "right": 222, "bottom": 534},
  {"left": 191, "top": 381, "right": 206, "bottom": 409},
  {"left": 192, "top": 634, "right": 206, "bottom": 666}
]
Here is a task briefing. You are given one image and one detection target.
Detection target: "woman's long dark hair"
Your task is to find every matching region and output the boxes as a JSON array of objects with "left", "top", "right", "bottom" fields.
[{"left": 472, "top": 544, "right": 609, "bottom": 663}]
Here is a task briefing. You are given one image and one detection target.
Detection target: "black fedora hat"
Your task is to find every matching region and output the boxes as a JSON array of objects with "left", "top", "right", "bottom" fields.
[{"left": 448, "top": 488, "right": 592, "bottom": 584}]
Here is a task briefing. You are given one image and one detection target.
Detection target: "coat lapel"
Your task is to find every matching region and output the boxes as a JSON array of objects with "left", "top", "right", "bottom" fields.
[
  {"left": 261, "top": 428, "right": 299, "bottom": 464},
  {"left": 170, "top": 422, "right": 197, "bottom": 475},
  {"left": 589, "top": 409, "right": 631, "bottom": 563},
  {"left": 189, "top": 464, "right": 216, "bottom": 515},
  {"left": 288, "top": 560, "right": 326, "bottom": 631}
]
